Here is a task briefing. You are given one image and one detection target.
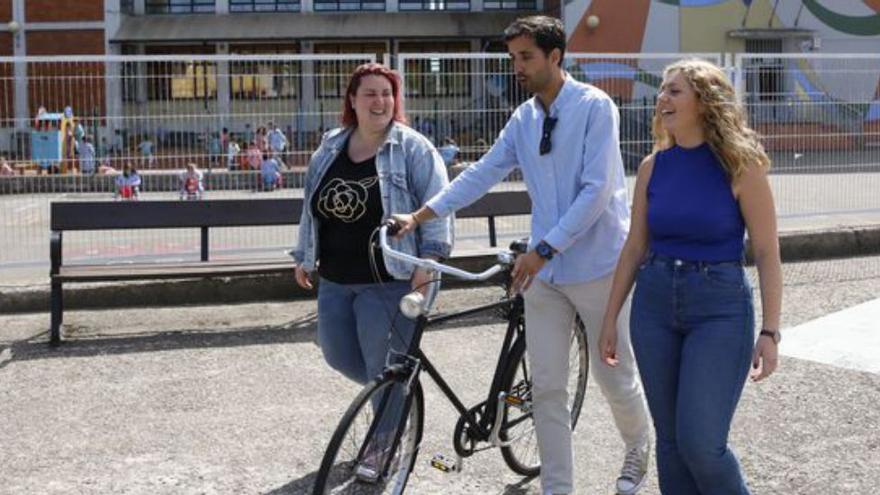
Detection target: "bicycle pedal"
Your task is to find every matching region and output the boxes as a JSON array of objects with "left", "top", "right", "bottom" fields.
[
  {"left": 430, "top": 453, "right": 459, "bottom": 473},
  {"left": 503, "top": 393, "right": 532, "bottom": 412}
]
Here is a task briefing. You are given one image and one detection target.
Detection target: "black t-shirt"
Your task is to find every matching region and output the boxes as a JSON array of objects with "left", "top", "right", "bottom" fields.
[{"left": 311, "top": 147, "right": 393, "bottom": 284}]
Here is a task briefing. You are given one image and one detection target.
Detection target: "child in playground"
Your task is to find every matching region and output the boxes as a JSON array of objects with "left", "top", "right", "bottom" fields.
[
  {"left": 179, "top": 162, "right": 204, "bottom": 200},
  {"left": 114, "top": 163, "right": 142, "bottom": 200},
  {"left": 260, "top": 152, "right": 283, "bottom": 191}
]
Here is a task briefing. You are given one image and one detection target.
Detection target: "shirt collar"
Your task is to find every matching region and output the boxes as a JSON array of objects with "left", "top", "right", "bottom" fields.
[{"left": 536, "top": 72, "right": 576, "bottom": 118}]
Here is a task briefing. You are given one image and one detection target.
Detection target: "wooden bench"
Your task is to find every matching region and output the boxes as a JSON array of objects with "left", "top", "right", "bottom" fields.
[{"left": 49, "top": 190, "right": 531, "bottom": 345}]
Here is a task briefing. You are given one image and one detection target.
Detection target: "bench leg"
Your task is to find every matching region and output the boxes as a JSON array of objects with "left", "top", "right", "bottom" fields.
[{"left": 50, "top": 280, "right": 62, "bottom": 346}]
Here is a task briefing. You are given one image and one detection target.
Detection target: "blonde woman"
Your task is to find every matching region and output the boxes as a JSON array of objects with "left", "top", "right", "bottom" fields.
[{"left": 599, "top": 59, "right": 782, "bottom": 494}]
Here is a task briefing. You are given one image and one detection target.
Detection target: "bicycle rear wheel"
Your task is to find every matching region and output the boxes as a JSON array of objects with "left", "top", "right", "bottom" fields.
[
  {"left": 313, "top": 376, "right": 424, "bottom": 495},
  {"left": 499, "top": 315, "right": 589, "bottom": 477}
]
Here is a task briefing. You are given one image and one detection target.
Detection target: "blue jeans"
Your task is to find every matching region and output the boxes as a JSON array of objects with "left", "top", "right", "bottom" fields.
[
  {"left": 317, "top": 278, "right": 416, "bottom": 439},
  {"left": 317, "top": 278, "right": 415, "bottom": 385},
  {"left": 630, "top": 254, "right": 754, "bottom": 495}
]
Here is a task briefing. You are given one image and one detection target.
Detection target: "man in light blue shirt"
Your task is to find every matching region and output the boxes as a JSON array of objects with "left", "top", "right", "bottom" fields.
[{"left": 394, "top": 16, "right": 650, "bottom": 495}]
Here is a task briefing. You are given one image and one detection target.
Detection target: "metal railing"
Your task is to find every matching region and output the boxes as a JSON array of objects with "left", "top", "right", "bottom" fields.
[
  {"left": 735, "top": 53, "right": 880, "bottom": 217},
  {"left": 0, "top": 52, "right": 878, "bottom": 274},
  {"left": 397, "top": 52, "right": 723, "bottom": 170}
]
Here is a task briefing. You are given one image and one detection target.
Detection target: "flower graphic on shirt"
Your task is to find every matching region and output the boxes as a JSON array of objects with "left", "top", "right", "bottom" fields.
[{"left": 317, "top": 177, "right": 378, "bottom": 223}]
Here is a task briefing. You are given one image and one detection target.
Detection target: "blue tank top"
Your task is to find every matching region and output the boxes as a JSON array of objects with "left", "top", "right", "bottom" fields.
[{"left": 647, "top": 143, "right": 745, "bottom": 262}]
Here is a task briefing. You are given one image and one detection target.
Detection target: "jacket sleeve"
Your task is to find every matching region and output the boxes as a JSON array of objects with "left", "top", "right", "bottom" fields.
[
  {"left": 409, "top": 139, "right": 454, "bottom": 259},
  {"left": 290, "top": 144, "right": 323, "bottom": 265}
]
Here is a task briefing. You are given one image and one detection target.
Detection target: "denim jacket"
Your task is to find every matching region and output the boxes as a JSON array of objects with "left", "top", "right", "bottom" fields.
[{"left": 292, "top": 123, "right": 453, "bottom": 280}]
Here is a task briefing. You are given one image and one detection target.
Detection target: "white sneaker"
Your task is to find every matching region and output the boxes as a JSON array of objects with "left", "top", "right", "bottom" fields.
[{"left": 616, "top": 442, "right": 649, "bottom": 495}]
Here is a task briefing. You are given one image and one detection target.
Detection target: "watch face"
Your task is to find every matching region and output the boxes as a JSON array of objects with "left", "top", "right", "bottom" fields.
[{"left": 537, "top": 243, "right": 552, "bottom": 259}]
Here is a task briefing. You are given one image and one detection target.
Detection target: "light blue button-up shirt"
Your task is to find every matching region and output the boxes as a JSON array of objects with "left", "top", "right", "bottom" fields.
[{"left": 427, "top": 74, "right": 630, "bottom": 285}]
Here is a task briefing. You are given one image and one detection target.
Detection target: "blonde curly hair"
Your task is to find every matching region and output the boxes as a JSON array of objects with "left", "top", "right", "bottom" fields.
[{"left": 652, "top": 58, "right": 770, "bottom": 178}]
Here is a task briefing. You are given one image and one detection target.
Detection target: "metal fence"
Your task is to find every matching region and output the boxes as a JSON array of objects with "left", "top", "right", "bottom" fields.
[
  {"left": 398, "top": 52, "right": 723, "bottom": 169},
  {"left": 735, "top": 53, "right": 880, "bottom": 218},
  {"left": 1, "top": 52, "right": 878, "bottom": 275}
]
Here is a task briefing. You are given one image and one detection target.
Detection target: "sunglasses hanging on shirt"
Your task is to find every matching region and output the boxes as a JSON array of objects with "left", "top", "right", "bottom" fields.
[{"left": 540, "top": 116, "right": 557, "bottom": 155}]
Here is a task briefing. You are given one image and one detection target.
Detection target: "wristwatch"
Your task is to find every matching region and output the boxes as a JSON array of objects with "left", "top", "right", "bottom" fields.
[
  {"left": 760, "top": 329, "right": 781, "bottom": 344},
  {"left": 535, "top": 240, "right": 556, "bottom": 261}
]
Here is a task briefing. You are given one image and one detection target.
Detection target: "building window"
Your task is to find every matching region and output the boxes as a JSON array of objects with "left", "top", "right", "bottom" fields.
[
  {"left": 121, "top": 46, "right": 217, "bottom": 101},
  {"left": 145, "top": 0, "right": 216, "bottom": 14},
  {"left": 399, "top": 42, "right": 472, "bottom": 97},
  {"left": 483, "top": 0, "right": 535, "bottom": 9},
  {"left": 229, "top": 45, "right": 301, "bottom": 99},
  {"left": 229, "top": 0, "right": 300, "bottom": 12},
  {"left": 398, "top": 0, "right": 469, "bottom": 10},
  {"left": 314, "top": 43, "right": 387, "bottom": 97},
  {"left": 120, "top": 0, "right": 135, "bottom": 14},
  {"left": 745, "top": 39, "right": 784, "bottom": 103},
  {"left": 156, "top": 62, "right": 218, "bottom": 99},
  {"left": 313, "top": 0, "right": 385, "bottom": 11}
]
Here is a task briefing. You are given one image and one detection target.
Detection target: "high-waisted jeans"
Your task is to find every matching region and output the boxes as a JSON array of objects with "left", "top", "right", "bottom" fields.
[
  {"left": 317, "top": 278, "right": 416, "bottom": 438},
  {"left": 630, "top": 253, "right": 754, "bottom": 495}
]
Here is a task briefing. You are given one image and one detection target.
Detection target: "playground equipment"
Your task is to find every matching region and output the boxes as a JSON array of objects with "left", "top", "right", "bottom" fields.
[{"left": 31, "top": 106, "right": 77, "bottom": 173}]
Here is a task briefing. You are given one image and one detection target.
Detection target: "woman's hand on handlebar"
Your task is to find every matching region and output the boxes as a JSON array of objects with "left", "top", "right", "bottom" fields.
[{"left": 294, "top": 264, "right": 314, "bottom": 290}]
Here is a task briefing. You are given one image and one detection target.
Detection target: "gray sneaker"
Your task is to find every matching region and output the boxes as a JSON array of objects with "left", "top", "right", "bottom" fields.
[{"left": 616, "top": 441, "right": 650, "bottom": 495}]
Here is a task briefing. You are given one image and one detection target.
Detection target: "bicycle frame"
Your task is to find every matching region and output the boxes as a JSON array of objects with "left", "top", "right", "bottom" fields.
[{"left": 385, "top": 288, "right": 526, "bottom": 448}]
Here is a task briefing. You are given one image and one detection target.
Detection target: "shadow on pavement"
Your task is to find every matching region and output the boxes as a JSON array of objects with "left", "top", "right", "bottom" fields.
[
  {"left": 2, "top": 314, "right": 317, "bottom": 365},
  {"left": 265, "top": 470, "right": 318, "bottom": 494},
  {"left": 265, "top": 471, "right": 539, "bottom": 494}
]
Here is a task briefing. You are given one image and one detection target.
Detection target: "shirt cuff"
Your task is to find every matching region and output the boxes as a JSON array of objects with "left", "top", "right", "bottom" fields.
[
  {"left": 542, "top": 230, "right": 574, "bottom": 255},
  {"left": 425, "top": 196, "right": 452, "bottom": 219}
]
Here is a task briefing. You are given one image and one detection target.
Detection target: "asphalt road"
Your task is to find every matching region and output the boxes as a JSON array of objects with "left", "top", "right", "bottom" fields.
[{"left": 1, "top": 255, "right": 878, "bottom": 494}]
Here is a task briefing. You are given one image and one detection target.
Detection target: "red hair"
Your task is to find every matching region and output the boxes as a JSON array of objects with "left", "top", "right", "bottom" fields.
[{"left": 341, "top": 63, "right": 408, "bottom": 128}]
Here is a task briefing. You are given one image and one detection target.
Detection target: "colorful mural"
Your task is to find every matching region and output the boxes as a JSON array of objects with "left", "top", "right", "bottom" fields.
[{"left": 563, "top": 0, "right": 880, "bottom": 131}]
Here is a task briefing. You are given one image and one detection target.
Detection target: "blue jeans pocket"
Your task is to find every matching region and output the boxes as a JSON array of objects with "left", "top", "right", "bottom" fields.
[{"left": 702, "top": 265, "right": 746, "bottom": 291}]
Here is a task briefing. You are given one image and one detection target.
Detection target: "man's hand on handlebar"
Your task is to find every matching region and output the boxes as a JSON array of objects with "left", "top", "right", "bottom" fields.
[
  {"left": 390, "top": 207, "right": 438, "bottom": 239},
  {"left": 511, "top": 250, "right": 546, "bottom": 293},
  {"left": 389, "top": 213, "right": 418, "bottom": 238}
]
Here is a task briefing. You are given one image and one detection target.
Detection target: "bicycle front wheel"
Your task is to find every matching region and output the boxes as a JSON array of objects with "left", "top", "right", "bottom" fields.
[
  {"left": 499, "top": 315, "right": 589, "bottom": 477},
  {"left": 313, "top": 376, "right": 424, "bottom": 495}
]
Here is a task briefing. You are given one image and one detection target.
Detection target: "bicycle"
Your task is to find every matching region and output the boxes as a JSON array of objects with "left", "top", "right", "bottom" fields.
[{"left": 313, "top": 223, "right": 590, "bottom": 494}]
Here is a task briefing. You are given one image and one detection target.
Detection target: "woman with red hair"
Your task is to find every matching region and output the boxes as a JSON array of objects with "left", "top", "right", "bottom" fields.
[{"left": 291, "top": 63, "right": 452, "bottom": 483}]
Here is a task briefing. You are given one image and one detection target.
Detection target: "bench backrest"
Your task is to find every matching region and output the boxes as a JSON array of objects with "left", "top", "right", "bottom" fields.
[
  {"left": 50, "top": 199, "right": 301, "bottom": 231},
  {"left": 50, "top": 191, "right": 532, "bottom": 231}
]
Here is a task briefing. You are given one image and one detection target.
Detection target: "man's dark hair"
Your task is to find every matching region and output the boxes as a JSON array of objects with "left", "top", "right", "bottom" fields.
[{"left": 503, "top": 16, "right": 566, "bottom": 67}]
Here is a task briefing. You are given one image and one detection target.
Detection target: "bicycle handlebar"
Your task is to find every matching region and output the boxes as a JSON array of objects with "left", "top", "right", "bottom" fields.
[{"left": 379, "top": 223, "right": 511, "bottom": 281}]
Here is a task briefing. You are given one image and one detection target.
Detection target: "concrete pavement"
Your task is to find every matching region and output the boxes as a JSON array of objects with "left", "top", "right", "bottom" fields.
[
  {"left": 782, "top": 297, "right": 880, "bottom": 374},
  {"left": 1, "top": 255, "right": 879, "bottom": 494}
]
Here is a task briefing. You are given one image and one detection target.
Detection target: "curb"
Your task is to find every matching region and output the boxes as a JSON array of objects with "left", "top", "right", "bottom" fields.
[{"left": 1, "top": 226, "right": 879, "bottom": 315}]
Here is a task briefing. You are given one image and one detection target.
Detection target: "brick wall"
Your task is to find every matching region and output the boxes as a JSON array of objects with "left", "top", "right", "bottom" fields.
[
  {"left": 0, "top": 0, "right": 11, "bottom": 22},
  {"left": 25, "top": 0, "right": 103, "bottom": 22},
  {"left": 25, "top": 30, "right": 106, "bottom": 119},
  {"left": 26, "top": 30, "right": 104, "bottom": 55}
]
